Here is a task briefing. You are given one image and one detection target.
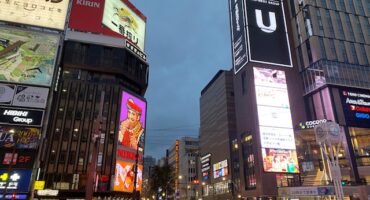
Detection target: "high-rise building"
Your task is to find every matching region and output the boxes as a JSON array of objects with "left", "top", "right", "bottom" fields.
[
  {"left": 167, "top": 137, "right": 200, "bottom": 200},
  {"left": 199, "top": 70, "right": 239, "bottom": 200},
  {"left": 32, "top": 0, "right": 149, "bottom": 199}
]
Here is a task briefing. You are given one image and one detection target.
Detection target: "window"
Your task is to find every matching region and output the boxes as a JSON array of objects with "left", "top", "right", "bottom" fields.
[
  {"left": 320, "top": 0, "right": 327, "bottom": 8},
  {"left": 319, "top": 38, "right": 326, "bottom": 59},
  {"left": 306, "top": 40, "right": 313, "bottom": 63},
  {"left": 355, "top": 0, "right": 365, "bottom": 15},
  {"left": 335, "top": 13, "right": 345, "bottom": 39},
  {"left": 345, "top": 15, "right": 355, "bottom": 41},
  {"left": 359, "top": 45, "right": 369, "bottom": 65},
  {"left": 338, "top": 0, "right": 346, "bottom": 11},
  {"left": 325, "top": 10, "right": 334, "bottom": 37},
  {"left": 349, "top": 43, "right": 358, "bottom": 64},
  {"left": 354, "top": 16, "right": 365, "bottom": 43},
  {"left": 316, "top": 9, "right": 324, "bottom": 36},
  {"left": 339, "top": 41, "right": 348, "bottom": 62},
  {"left": 329, "top": 39, "right": 337, "bottom": 61}
]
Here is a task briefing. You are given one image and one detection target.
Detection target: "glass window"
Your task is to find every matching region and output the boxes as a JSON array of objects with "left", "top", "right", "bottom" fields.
[
  {"left": 350, "top": 43, "right": 359, "bottom": 64},
  {"left": 338, "top": 0, "right": 346, "bottom": 11},
  {"left": 346, "top": 0, "right": 356, "bottom": 13},
  {"left": 355, "top": 0, "right": 365, "bottom": 15},
  {"left": 354, "top": 16, "right": 365, "bottom": 43},
  {"left": 359, "top": 45, "right": 369, "bottom": 65},
  {"left": 329, "top": 39, "right": 337, "bottom": 60},
  {"left": 350, "top": 127, "right": 370, "bottom": 167},
  {"left": 345, "top": 15, "right": 355, "bottom": 41},
  {"left": 320, "top": 0, "right": 327, "bottom": 8},
  {"left": 319, "top": 37, "right": 327, "bottom": 59},
  {"left": 335, "top": 13, "right": 345, "bottom": 40},
  {"left": 339, "top": 41, "right": 348, "bottom": 62},
  {"left": 316, "top": 9, "right": 324, "bottom": 36},
  {"left": 325, "top": 10, "right": 335, "bottom": 38}
]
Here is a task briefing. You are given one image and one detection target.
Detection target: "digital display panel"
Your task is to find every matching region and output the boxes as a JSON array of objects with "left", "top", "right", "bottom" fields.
[
  {"left": 0, "top": 27, "right": 59, "bottom": 86},
  {"left": 113, "top": 160, "right": 142, "bottom": 192},
  {"left": 102, "top": 0, "right": 146, "bottom": 51},
  {"left": 0, "top": 84, "right": 15, "bottom": 105},
  {"left": 0, "top": 0, "right": 69, "bottom": 30},
  {"left": 254, "top": 67, "right": 299, "bottom": 173},
  {"left": 0, "top": 107, "right": 44, "bottom": 127},
  {"left": 213, "top": 160, "right": 228, "bottom": 179},
  {"left": 118, "top": 91, "right": 146, "bottom": 152},
  {"left": 339, "top": 88, "right": 370, "bottom": 128},
  {"left": 0, "top": 126, "right": 40, "bottom": 149},
  {"left": 0, "top": 170, "right": 32, "bottom": 192},
  {"left": 12, "top": 86, "right": 49, "bottom": 109},
  {"left": 262, "top": 148, "right": 299, "bottom": 173}
]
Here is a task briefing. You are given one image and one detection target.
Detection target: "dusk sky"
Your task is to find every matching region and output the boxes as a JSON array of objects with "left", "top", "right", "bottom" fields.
[{"left": 130, "top": 1, "right": 232, "bottom": 159}]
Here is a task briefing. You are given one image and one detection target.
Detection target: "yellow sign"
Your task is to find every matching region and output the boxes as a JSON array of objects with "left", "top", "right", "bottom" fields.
[
  {"left": 34, "top": 181, "right": 45, "bottom": 190},
  {"left": 0, "top": 173, "right": 8, "bottom": 181},
  {"left": 0, "top": 0, "right": 70, "bottom": 30}
]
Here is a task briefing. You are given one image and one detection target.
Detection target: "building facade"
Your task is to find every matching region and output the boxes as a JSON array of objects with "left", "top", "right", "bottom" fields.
[
  {"left": 199, "top": 70, "right": 239, "bottom": 200},
  {"left": 167, "top": 137, "right": 200, "bottom": 200}
]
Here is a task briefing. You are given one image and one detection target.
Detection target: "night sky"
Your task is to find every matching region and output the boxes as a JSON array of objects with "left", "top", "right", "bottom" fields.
[{"left": 130, "top": 0, "right": 232, "bottom": 159}]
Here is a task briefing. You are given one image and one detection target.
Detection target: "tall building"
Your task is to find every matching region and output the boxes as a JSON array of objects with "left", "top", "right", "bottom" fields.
[
  {"left": 226, "top": 0, "right": 370, "bottom": 199},
  {"left": 199, "top": 70, "right": 239, "bottom": 200},
  {"left": 167, "top": 137, "right": 200, "bottom": 200},
  {"left": 32, "top": 0, "right": 149, "bottom": 199},
  {"left": 0, "top": 0, "right": 68, "bottom": 198}
]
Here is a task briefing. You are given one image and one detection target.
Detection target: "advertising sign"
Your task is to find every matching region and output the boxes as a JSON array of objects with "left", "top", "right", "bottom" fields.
[
  {"left": 0, "top": 0, "right": 69, "bottom": 30},
  {"left": 0, "top": 107, "right": 44, "bottom": 127},
  {"left": 102, "top": 0, "right": 146, "bottom": 51},
  {"left": 0, "top": 84, "right": 15, "bottom": 105},
  {"left": 262, "top": 148, "right": 299, "bottom": 173},
  {"left": 245, "top": 0, "right": 292, "bottom": 67},
  {"left": 297, "top": 119, "right": 327, "bottom": 130},
  {"left": 118, "top": 91, "right": 146, "bottom": 153},
  {"left": 229, "top": 0, "right": 249, "bottom": 74},
  {"left": 0, "top": 126, "right": 40, "bottom": 149},
  {"left": 0, "top": 27, "right": 59, "bottom": 86},
  {"left": 254, "top": 67, "right": 299, "bottom": 173},
  {"left": 339, "top": 88, "right": 370, "bottom": 128},
  {"left": 113, "top": 160, "right": 142, "bottom": 192},
  {"left": 12, "top": 86, "right": 49, "bottom": 109},
  {"left": 213, "top": 160, "right": 228, "bottom": 179},
  {"left": 0, "top": 170, "right": 32, "bottom": 192},
  {"left": 200, "top": 154, "right": 211, "bottom": 181},
  {"left": 0, "top": 150, "right": 37, "bottom": 168}
]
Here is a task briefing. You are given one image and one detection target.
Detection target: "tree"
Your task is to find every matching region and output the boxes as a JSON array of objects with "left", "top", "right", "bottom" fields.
[{"left": 149, "top": 164, "right": 175, "bottom": 199}]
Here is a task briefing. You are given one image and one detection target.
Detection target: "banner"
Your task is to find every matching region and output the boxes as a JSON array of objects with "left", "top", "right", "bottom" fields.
[
  {"left": 12, "top": 86, "right": 49, "bottom": 109},
  {"left": 0, "top": 27, "right": 59, "bottom": 86},
  {"left": 0, "top": 0, "right": 69, "bottom": 30},
  {"left": 245, "top": 0, "right": 292, "bottom": 67},
  {"left": 113, "top": 160, "right": 142, "bottom": 192},
  {"left": 0, "top": 126, "right": 40, "bottom": 149},
  {"left": 0, "top": 84, "right": 15, "bottom": 105},
  {"left": 0, "top": 107, "right": 44, "bottom": 127},
  {"left": 229, "top": 0, "right": 249, "bottom": 74}
]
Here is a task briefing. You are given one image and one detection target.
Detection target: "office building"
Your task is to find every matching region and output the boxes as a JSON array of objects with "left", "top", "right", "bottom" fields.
[{"left": 199, "top": 70, "right": 239, "bottom": 200}]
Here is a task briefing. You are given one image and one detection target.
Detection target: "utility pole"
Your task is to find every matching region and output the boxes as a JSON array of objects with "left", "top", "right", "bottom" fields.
[{"left": 86, "top": 91, "right": 104, "bottom": 200}]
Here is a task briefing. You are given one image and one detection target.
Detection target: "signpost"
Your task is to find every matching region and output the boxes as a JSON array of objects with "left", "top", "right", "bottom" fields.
[{"left": 314, "top": 122, "right": 344, "bottom": 200}]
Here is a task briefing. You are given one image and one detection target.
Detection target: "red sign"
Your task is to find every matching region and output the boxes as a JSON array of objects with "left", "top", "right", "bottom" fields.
[
  {"left": 0, "top": 150, "right": 36, "bottom": 169},
  {"left": 116, "top": 149, "right": 143, "bottom": 162},
  {"left": 68, "top": 0, "right": 146, "bottom": 45}
]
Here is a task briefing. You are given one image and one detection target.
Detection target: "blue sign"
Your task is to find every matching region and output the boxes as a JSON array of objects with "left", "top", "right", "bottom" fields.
[
  {"left": 339, "top": 88, "right": 370, "bottom": 128},
  {"left": 0, "top": 170, "right": 32, "bottom": 192},
  {"left": 0, "top": 194, "right": 28, "bottom": 199}
]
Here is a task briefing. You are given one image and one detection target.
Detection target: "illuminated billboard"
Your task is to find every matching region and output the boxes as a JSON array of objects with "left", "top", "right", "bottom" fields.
[
  {"left": 12, "top": 86, "right": 49, "bottom": 109},
  {"left": 339, "top": 88, "right": 370, "bottom": 128},
  {"left": 0, "top": 27, "right": 59, "bottom": 86},
  {"left": 254, "top": 67, "right": 299, "bottom": 173},
  {"left": 0, "top": 170, "right": 33, "bottom": 192},
  {"left": 113, "top": 160, "right": 143, "bottom": 192},
  {"left": 0, "top": 84, "right": 15, "bottom": 105},
  {"left": 213, "top": 160, "right": 228, "bottom": 179},
  {"left": 118, "top": 91, "right": 146, "bottom": 152},
  {"left": 262, "top": 148, "right": 299, "bottom": 173},
  {"left": 102, "top": 0, "right": 146, "bottom": 50},
  {"left": 0, "top": 126, "right": 41, "bottom": 149},
  {"left": 0, "top": 0, "right": 69, "bottom": 30}
]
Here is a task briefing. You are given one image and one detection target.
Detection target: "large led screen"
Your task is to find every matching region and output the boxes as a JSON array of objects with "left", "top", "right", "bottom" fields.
[
  {"left": 0, "top": 0, "right": 69, "bottom": 30},
  {"left": 0, "top": 27, "right": 59, "bottom": 86},
  {"left": 102, "top": 0, "right": 146, "bottom": 50},
  {"left": 262, "top": 148, "right": 299, "bottom": 173},
  {"left": 339, "top": 88, "right": 370, "bottom": 128},
  {"left": 0, "top": 126, "right": 40, "bottom": 149},
  {"left": 118, "top": 91, "right": 146, "bottom": 151},
  {"left": 213, "top": 160, "right": 228, "bottom": 179},
  {"left": 113, "top": 160, "right": 143, "bottom": 192},
  {"left": 254, "top": 67, "right": 299, "bottom": 173}
]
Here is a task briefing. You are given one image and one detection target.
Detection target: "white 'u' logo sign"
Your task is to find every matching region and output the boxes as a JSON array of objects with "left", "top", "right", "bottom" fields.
[{"left": 255, "top": 9, "right": 277, "bottom": 33}]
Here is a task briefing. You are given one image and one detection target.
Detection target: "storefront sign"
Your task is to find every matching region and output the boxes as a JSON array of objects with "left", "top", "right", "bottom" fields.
[
  {"left": 0, "top": 126, "right": 40, "bottom": 149},
  {"left": 12, "top": 86, "right": 49, "bottom": 109},
  {"left": 340, "top": 88, "right": 370, "bottom": 128},
  {"left": 0, "top": 194, "right": 27, "bottom": 200},
  {"left": 125, "top": 40, "right": 147, "bottom": 62},
  {"left": 200, "top": 153, "right": 211, "bottom": 181},
  {"left": 279, "top": 186, "right": 334, "bottom": 196},
  {"left": 0, "top": 84, "right": 15, "bottom": 105},
  {"left": 229, "top": 0, "right": 248, "bottom": 74},
  {"left": 298, "top": 119, "right": 327, "bottom": 130},
  {"left": 0, "top": 26, "right": 59, "bottom": 86},
  {"left": 245, "top": 0, "right": 292, "bottom": 67},
  {"left": 36, "top": 189, "right": 59, "bottom": 196},
  {"left": 0, "top": 170, "right": 32, "bottom": 192},
  {"left": 0, "top": 107, "right": 43, "bottom": 127},
  {"left": 0, "top": 150, "right": 37, "bottom": 168},
  {"left": 0, "top": 0, "right": 69, "bottom": 30},
  {"left": 34, "top": 180, "right": 45, "bottom": 190}
]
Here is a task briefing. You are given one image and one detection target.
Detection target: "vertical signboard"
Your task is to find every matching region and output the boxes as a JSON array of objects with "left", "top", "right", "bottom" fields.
[
  {"left": 229, "top": 0, "right": 249, "bottom": 74},
  {"left": 200, "top": 154, "right": 211, "bottom": 181},
  {"left": 0, "top": 26, "right": 59, "bottom": 86},
  {"left": 245, "top": 0, "right": 292, "bottom": 67},
  {"left": 254, "top": 67, "right": 299, "bottom": 173},
  {"left": 114, "top": 91, "right": 146, "bottom": 192}
]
